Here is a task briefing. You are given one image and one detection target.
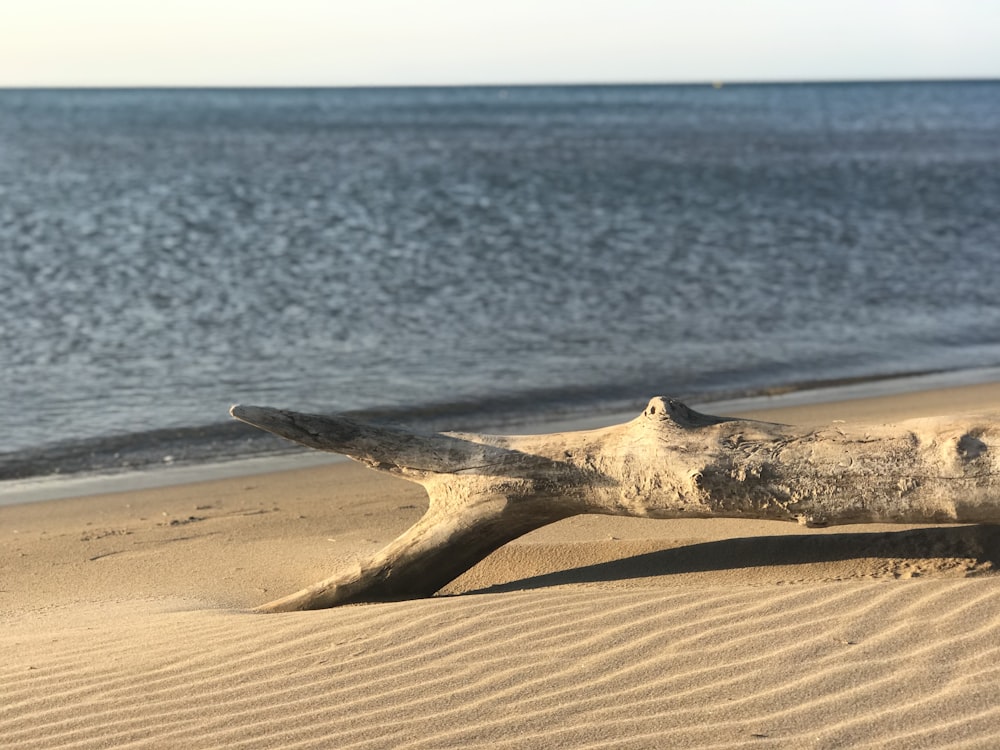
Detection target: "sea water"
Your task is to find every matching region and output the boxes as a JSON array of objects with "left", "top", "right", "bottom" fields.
[{"left": 2, "top": 83, "right": 999, "bottom": 477}]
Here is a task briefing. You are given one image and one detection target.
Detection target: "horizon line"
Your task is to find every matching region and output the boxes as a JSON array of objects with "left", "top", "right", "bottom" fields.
[{"left": 2, "top": 76, "right": 999, "bottom": 91}]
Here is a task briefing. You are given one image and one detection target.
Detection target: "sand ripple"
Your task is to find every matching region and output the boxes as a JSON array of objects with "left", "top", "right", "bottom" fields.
[{"left": 4, "top": 579, "right": 1000, "bottom": 749}]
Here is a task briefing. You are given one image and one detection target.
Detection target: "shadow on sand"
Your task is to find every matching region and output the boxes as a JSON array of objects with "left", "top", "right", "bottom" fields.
[{"left": 470, "top": 525, "right": 1000, "bottom": 595}]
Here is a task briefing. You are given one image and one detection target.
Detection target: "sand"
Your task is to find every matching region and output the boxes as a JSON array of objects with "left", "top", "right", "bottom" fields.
[{"left": 4, "top": 383, "right": 1000, "bottom": 749}]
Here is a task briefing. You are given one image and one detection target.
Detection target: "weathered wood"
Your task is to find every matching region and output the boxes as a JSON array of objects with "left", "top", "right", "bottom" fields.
[{"left": 230, "top": 397, "right": 1000, "bottom": 611}]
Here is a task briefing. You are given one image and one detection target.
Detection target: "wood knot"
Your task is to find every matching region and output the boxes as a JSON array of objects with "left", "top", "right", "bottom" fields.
[
  {"left": 643, "top": 397, "right": 671, "bottom": 418},
  {"left": 643, "top": 397, "right": 734, "bottom": 429},
  {"left": 957, "top": 434, "right": 987, "bottom": 460},
  {"left": 643, "top": 397, "right": 695, "bottom": 424}
]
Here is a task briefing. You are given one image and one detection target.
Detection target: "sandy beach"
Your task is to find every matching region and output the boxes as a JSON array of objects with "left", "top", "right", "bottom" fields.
[{"left": 4, "top": 382, "right": 1000, "bottom": 749}]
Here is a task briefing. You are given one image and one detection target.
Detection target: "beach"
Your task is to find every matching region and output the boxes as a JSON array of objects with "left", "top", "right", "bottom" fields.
[{"left": 4, "top": 382, "right": 1000, "bottom": 748}]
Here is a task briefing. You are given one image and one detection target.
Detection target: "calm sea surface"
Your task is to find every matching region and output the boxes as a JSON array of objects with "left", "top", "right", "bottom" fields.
[{"left": 2, "top": 83, "right": 999, "bottom": 477}]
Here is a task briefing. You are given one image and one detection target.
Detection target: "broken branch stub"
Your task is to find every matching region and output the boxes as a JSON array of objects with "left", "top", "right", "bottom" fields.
[{"left": 229, "top": 397, "right": 1000, "bottom": 611}]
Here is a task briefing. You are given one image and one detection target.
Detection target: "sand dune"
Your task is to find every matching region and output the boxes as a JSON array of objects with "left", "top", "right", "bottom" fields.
[{"left": 4, "top": 384, "right": 1000, "bottom": 748}]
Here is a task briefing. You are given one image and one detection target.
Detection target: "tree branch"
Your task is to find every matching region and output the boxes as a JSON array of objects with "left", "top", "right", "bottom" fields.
[{"left": 230, "top": 397, "right": 999, "bottom": 611}]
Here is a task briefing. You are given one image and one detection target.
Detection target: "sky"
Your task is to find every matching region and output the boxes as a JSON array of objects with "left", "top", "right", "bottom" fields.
[{"left": 2, "top": 0, "right": 999, "bottom": 87}]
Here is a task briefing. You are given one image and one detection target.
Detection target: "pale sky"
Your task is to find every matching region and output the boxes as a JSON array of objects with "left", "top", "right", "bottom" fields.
[{"left": 2, "top": 0, "right": 998, "bottom": 87}]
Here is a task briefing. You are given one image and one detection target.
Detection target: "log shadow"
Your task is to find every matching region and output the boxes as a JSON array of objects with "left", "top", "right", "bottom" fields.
[{"left": 468, "top": 525, "right": 1000, "bottom": 595}]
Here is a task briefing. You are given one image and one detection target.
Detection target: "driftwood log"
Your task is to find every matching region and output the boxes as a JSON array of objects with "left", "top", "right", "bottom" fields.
[{"left": 230, "top": 397, "right": 999, "bottom": 612}]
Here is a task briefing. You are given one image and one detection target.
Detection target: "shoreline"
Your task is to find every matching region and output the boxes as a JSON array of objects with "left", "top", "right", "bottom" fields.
[
  {"left": 4, "top": 372, "right": 1000, "bottom": 748},
  {"left": 4, "top": 365, "right": 1000, "bottom": 506}
]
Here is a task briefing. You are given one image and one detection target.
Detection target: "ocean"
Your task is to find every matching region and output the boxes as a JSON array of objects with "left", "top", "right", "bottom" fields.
[{"left": 2, "top": 82, "right": 999, "bottom": 480}]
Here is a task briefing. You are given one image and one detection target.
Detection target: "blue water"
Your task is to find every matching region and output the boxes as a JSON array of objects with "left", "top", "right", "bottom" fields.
[{"left": 2, "top": 83, "right": 1000, "bottom": 477}]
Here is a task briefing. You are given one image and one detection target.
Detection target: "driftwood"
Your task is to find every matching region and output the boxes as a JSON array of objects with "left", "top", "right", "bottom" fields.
[{"left": 230, "top": 397, "right": 1000, "bottom": 612}]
